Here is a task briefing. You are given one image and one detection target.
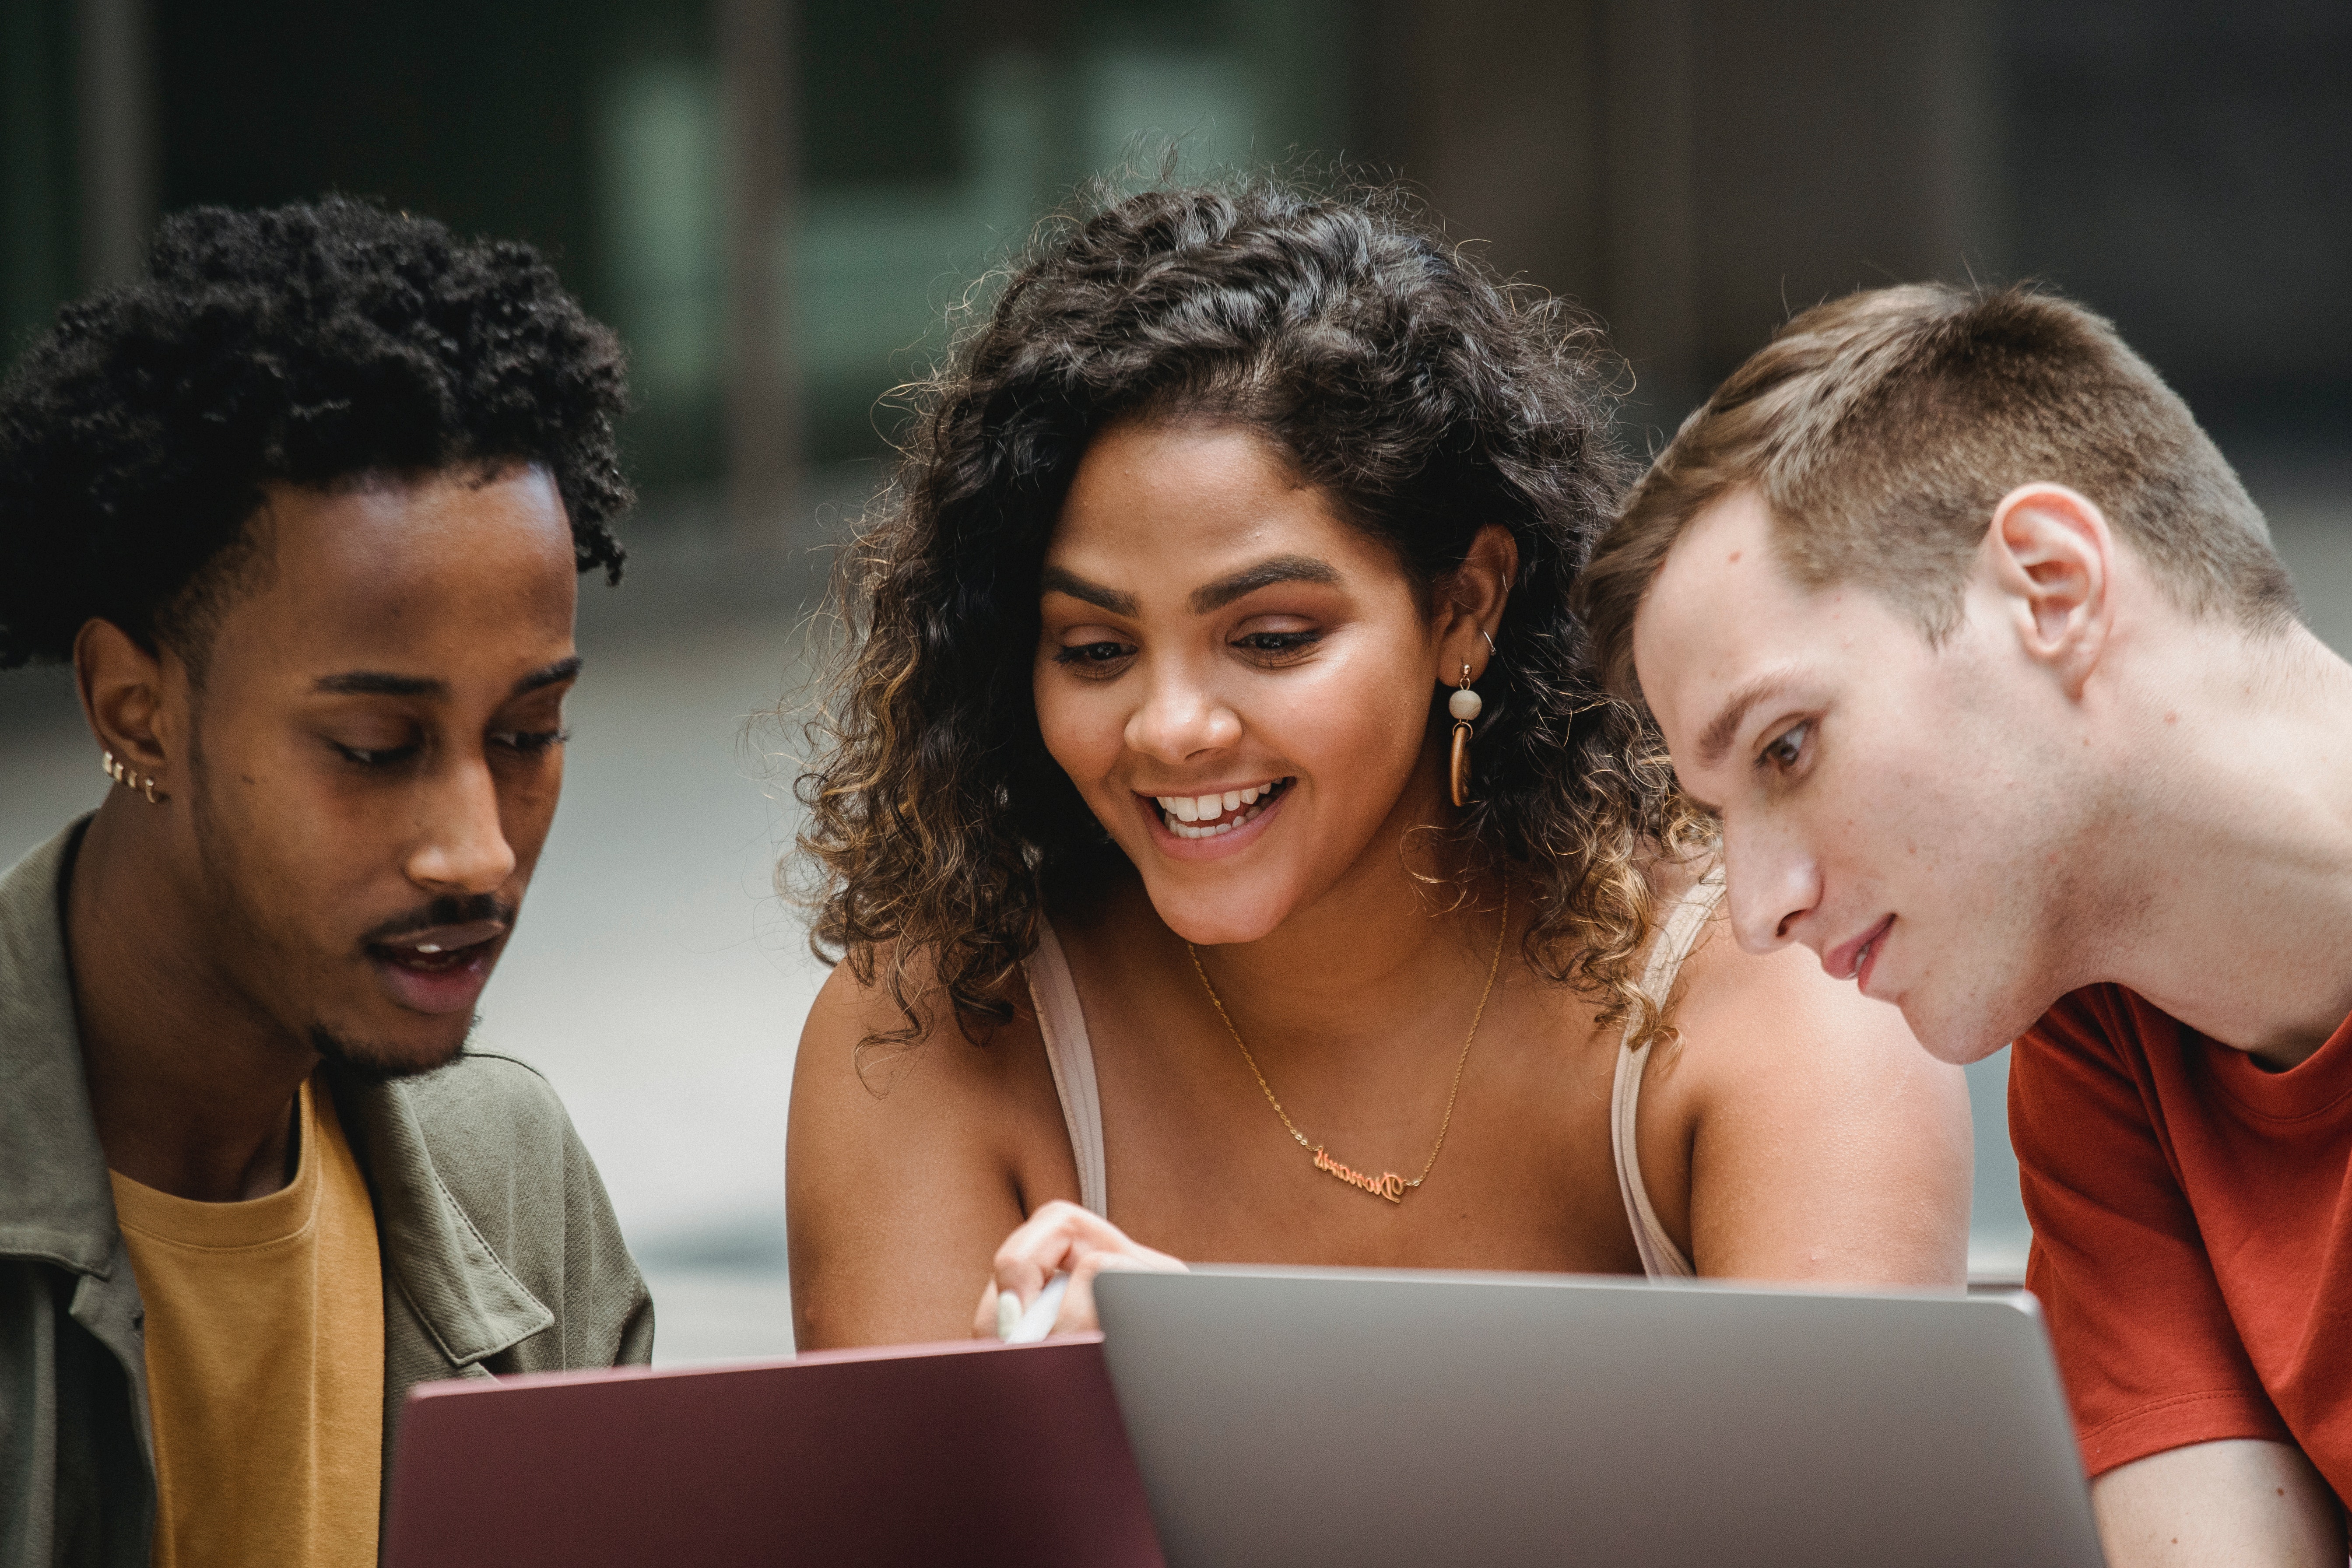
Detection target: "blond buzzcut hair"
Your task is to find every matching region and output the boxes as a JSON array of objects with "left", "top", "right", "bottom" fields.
[{"left": 1578, "top": 283, "right": 2297, "bottom": 698}]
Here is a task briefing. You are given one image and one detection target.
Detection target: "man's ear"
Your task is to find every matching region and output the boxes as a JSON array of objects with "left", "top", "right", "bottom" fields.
[
  {"left": 1982, "top": 483, "right": 2113, "bottom": 695},
  {"left": 74, "top": 619, "right": 177, "bottom": 787},
  {"left": 1437, "top": 524, "right": 1519, "bottom": 683}
]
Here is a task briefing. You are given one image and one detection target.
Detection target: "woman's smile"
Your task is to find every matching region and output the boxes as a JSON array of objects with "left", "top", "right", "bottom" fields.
[
  {"left": 1138, "top": 776, "right": 1296, "bottom": 857},
  {"left": 1147, "top": 776, "right": 1293, "bottom": 836}
]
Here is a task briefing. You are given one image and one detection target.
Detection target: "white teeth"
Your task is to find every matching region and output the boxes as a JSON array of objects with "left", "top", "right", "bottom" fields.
[
  {"left": 1156, "top": 778, "right": 1288, "bottom": 839},
  {"left": 415, "top": 943, "right": 443, "bottom": 954}
]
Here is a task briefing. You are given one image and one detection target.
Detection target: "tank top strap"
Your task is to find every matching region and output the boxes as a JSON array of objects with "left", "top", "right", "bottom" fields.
[
  {"left": 1609, "top": 865, "right": 1728, "bottom": 1279},
  {"left": 1023, "top": 920, "right": 1109, "bottom": 1217}
]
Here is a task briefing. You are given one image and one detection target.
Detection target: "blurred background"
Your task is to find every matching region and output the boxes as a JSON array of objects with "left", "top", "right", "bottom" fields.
[{"left": 2, "top": 0, "right": 2346, "bottom": 1358}]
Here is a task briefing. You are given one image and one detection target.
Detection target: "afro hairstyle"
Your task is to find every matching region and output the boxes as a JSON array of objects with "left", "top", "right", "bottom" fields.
[{"left": 0, "top": 196, "right": 632, "bottom": 672}]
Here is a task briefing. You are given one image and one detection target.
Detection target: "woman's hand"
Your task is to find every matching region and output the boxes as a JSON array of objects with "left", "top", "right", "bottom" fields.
[{"left": 973, "top": 1200, "right": 1187, "bottom": 1339}]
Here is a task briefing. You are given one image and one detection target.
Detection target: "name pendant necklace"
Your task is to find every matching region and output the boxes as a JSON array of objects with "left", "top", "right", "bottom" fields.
[{"left": 1185, "top": 880, "right": 1508, "bottom": 1204}]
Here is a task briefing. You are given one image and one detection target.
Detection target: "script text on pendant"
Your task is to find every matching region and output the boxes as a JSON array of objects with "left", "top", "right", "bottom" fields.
[{"left": 1313, "top": 1146, "right": 1407, "bottom": 1203}]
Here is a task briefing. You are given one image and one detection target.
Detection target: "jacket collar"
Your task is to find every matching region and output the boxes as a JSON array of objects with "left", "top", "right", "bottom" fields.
[
  {"left": 326, "top": 1066, "right": 555, "bottom": 1365},
  {"left": 0, "top": 821, "right": 117, "bottom": 1277},
  {"left": 0, "top": 816, "right": 551, "bottom": 1365}
]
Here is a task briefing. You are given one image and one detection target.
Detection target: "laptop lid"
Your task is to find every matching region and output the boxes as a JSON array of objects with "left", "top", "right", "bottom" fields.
[
  {"left": 383, "top": 1335, "right": 1162, "bottom": 1568},
  {"left": 1094, "top": 1266, "right": 2103, "bottom": 1568}
]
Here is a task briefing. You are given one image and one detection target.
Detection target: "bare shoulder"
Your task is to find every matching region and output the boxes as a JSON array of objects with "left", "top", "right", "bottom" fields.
[
  {"left": 1671, "top": 909, "right": 1927, "bottom": 1081},
  {"left": 790, "top": 949, "right": 1065, "bottom": 1159},
  {"left": 787, "top": 944, "right": 1081, "bottom": 1347},
  {"left": 1642, "top": 882, "right": 1973, "bottom": 1285}
]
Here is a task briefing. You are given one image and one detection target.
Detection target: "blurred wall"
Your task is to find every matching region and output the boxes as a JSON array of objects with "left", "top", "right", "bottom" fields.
[
  {"left": 1355, "top": 0, "right": 2351, "bottom": 439},
  {"left": 4, "top": 1, "right": 2345, "bottom": 477},
  {"left": 1, "top": 0, "right": 83, "bottom": 341},
  {"left": 2001, "top": 0, "right": 2352, "bottom": 432}
]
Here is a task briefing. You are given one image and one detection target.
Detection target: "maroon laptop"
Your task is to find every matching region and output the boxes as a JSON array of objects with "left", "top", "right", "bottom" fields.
[{"left": 383, "top": 1335, "right": 1164, "bottom": 1567}]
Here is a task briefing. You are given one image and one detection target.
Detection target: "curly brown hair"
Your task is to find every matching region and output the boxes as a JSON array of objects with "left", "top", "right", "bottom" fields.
[{"left": 793, "top": 177, "right": 1700, "bottom": 1059}]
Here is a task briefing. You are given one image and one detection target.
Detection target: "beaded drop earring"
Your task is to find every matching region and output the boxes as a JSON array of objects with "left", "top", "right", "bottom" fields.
[{"left": 1448, "top": 662, "right": 1482, "bottom": 807}]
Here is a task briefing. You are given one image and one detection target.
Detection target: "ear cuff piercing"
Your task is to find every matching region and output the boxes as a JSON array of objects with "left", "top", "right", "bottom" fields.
[{"left": 102, "top": 749, "right": 165, "bottom": 804}]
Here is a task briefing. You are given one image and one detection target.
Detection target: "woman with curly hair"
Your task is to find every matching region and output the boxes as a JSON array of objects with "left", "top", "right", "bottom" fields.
[{"left": 786, "top": 179, "right": 1972, "bottom": 1348}]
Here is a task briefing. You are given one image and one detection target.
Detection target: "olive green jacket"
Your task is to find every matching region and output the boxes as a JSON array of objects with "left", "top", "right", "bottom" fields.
[{"left": 0, "top": 822, "right": 655, "bottom": 1567}]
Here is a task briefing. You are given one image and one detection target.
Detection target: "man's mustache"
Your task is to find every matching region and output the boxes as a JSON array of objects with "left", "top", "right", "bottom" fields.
[{"left": 358, "top": 893, "right": 516, "bottom": 948}]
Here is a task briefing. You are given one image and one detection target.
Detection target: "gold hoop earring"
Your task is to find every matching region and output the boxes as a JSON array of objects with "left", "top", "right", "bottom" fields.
[{"left": 1448, "top": 660, "right": 1483, "bottom": 807}]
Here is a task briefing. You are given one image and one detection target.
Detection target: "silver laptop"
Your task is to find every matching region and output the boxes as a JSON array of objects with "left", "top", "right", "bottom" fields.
[{"left": 1094, "top": 1266, "right": 2103, "bottom": 1568}]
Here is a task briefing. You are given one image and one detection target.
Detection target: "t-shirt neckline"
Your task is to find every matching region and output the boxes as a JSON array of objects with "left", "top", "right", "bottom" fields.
[
  {"left": 108, "top": 1076, "right": 323, "bottom": 1248},
  {"left": 2202, "top": 1004, "right": 2352, "bottom": 1122}
]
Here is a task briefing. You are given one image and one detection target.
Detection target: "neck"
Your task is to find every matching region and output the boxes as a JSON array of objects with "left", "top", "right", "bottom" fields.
[
  {"left": 2086, "top": 619, "right": 2352, "bottom": 1067},
  {"left": 67, "top": 796, "right": 317, "bottom": 1201},
  {"left": 1187, "top": 752, "right": 1511, "bottom": 1065}
]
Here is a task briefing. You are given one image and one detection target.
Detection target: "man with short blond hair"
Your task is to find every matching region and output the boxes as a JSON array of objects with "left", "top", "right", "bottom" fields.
[{"left": 1580, "top": 283, "right": 2352, "bottom": 1566}]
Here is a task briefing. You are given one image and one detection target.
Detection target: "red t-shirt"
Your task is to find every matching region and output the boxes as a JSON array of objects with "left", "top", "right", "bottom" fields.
[{"left": 2013, "top": 985, "right": 2352, "bottom": 1490}]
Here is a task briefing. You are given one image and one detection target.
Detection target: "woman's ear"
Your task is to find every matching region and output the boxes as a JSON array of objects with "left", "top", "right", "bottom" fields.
[{"left": 1438, "top": 525, "right": 1518, "bottom": 682}]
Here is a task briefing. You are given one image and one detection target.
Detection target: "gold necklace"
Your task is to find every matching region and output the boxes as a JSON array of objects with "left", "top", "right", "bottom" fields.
[{"left": 1185, "top": 881, "right": 1509, "bottom": 1204}]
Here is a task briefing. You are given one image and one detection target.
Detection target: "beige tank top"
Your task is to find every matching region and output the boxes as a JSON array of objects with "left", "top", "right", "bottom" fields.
[{"left": 1021, "top": 867, "right": 1725, "bottom": 1280}]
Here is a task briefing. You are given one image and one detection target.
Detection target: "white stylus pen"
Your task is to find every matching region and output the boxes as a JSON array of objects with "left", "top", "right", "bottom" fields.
[{"left": 996, "top": 1272, "right": 1070, "bottom": 1343}]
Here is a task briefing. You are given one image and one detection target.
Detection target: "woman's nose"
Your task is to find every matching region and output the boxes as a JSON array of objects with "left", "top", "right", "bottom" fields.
[{"left": 1124, "top": 666, "right": 1242, "bottom": 763}]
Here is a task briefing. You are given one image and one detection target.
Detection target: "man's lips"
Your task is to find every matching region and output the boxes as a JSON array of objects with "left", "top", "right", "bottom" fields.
[
  {"left": 370, "top": 919, "right": 507, "bottom": 965},
  {"left": 1823, "top": 914, "right": 1895, "bottom": 985},
  {"left": 366, "top": 919, "right": 509, "bottom": 1015}
]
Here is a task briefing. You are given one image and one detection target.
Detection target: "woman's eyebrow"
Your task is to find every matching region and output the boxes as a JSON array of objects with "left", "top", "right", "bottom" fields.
[
  {"left": 1039, "top": 566, "right": 1141, "bottom": 615},
  {"left": 1188, "top": 554, "right": 1339, "bottom": 614}
]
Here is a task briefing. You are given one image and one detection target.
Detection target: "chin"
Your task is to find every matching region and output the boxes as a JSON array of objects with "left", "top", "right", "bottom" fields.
[
  {"left": 1153, "top": 903, "right": 1289, "bottom": 948},
  {"left": 1141, "top": 875, "right": 1296, "bottom": 948},
  {"left": 309, "top": 1020, "right": 471, "bottom": 1087},
  {"left": 1899, "top": 987, "right": 2034, "bottom": 1067}
]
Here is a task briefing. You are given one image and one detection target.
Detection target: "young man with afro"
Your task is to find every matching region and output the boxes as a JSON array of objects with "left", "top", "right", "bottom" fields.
[{"left": 0, "top": 199, "right": 654, "bottom": 1567}]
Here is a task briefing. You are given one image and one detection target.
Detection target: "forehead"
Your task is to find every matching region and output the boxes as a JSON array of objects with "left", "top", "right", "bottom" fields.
[
  {"left": 214, "top": 465, "right": 576, "bottom": 678},
  {"left": 1049, "top": 421, "right": 1384, "bottom": 580},
  {"left": 1632, "top": 488, "right": 1834, "bottom": 741}
]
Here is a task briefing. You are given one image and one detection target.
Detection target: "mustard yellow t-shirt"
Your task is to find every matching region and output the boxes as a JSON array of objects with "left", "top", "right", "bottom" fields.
[{"left": 110, "top": 1074, "right": 385, "bottom": 1568}]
